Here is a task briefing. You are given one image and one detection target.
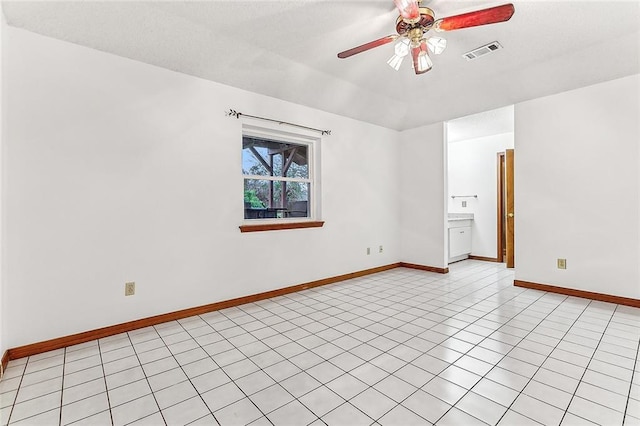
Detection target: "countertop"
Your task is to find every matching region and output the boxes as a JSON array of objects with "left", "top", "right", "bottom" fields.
[{"left": 448, "top": 213, "right": 474, "bottom": 221}]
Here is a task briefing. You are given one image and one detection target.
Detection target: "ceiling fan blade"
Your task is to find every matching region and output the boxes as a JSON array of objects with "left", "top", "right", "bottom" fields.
[
  {"left": 337, "top": 35, "right": 398, "bottom": 59},
  {"left": 394, "top": 0, "right": 420, "bottom": 21},
  {"left": 434, "top": 3, "right": 515, "bottom": 32}
]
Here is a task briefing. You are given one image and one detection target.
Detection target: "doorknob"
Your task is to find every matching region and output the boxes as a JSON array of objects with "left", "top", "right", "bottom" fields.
[{"left": 508, "top": 213, "right": 514, "bottom": 218}]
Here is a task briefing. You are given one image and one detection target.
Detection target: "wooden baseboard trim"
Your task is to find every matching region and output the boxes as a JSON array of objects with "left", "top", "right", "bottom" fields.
[
  {"left": 514, "top": 280, "right": 640, "bottom": 308},
  {"left": 7, "top": 263, "right": 402, "bottom": 361},
  {"left": 400, "top": 262, "right": 449, "bottom": 274},
  {"left": 1, "top": 351, "right": 8, "bottom": 378},
  {"left": 468, "top": 255, "right": 502, "bottom": 263}
]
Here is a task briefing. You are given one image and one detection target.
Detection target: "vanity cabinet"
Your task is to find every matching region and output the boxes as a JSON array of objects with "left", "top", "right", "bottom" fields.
[
  {"left": 448, "top": 216, "right": 473, "bottom": 262},
  {"left": 449, "top": 226, "right": 472, "bottom": 258}
]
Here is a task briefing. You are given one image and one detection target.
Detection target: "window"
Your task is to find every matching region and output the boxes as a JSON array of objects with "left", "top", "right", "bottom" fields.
[{"left": 242, "top": 128, "right": 318, "bottom": 226}]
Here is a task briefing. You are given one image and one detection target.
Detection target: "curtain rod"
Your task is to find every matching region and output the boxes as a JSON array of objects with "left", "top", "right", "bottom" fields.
[
  {"left": 226, "top": 109, "right": 331, "bottom": 136},
  {"left": 451, "top": 195, "right": 478, "bottom": 199}
]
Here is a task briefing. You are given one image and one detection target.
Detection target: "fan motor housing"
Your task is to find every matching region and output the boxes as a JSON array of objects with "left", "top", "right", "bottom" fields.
[{"left": 396, "top": 7, "right": 435, "bottom": 35}]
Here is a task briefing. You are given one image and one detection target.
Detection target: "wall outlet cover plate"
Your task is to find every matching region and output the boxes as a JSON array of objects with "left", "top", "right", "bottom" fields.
[{"left": 125, "top": 282, "right": 136, "bottom": 296}]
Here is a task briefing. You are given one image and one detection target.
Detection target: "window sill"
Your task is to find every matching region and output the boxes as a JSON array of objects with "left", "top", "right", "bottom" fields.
[{"left": 239, "top": 221, "right": 325, "bottom": 233}]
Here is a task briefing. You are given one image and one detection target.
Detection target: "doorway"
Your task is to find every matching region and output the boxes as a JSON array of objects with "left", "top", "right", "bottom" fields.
[{"left": 446, "top": 105, "right": 515, "bottom": 266}]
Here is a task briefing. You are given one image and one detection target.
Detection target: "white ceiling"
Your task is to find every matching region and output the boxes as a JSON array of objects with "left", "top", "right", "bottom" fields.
[
  {"left": 448, "top": 105, "right": 514, "bottom": 143},
  {"left": 3, "top": 0, "right": 639, "bottom": 131}
]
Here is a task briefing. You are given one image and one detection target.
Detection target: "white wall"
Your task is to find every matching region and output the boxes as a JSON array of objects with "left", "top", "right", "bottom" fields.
[
  {"left": 515, "top": 74, "right": 640, "bottom": 299},
  {"left": 399, "top": 123, "right": 447, "bottom": 269},
  {"left": 448, "top": 132, "right": 514, "bottom": 258},
  {"left": 2, "top": 27, "right": 402, "bottom": 349},
  {"left": 0, "top": 7, "right": 5, "bottom": 361}
]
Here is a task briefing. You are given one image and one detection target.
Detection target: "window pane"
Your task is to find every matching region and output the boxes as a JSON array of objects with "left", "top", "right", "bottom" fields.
[
  {"left": 286, "top": 182, "right": 310, "bottom": 218},
  {"left": 284, "top": 145, "right": 308, "bottom": 179},
  {"left": 244, "top": 179, "right": 268, "bottom": 209},
  {"left": 242, "top": 145, "right": 270, "bottom": 176},
  {"left": 242, "top": 137, "right": 308, "bottom": 179},
  {"left": 244, "top": 179, "right": 310, "bottom": 219}
]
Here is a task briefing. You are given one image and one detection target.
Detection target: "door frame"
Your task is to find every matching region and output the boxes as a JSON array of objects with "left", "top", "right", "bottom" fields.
[
  {"left": 497, "top": 152, "right": 505, "bottom": 263},
  {"left": 496, "top": 149, "right": 515, "bottom": 267},
  {"left": 505, "top": 149, "right": 515, "bottom": 268}
]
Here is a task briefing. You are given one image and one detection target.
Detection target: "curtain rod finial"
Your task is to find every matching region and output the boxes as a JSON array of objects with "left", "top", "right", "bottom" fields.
[{"left": 225, "top": 109, "right": 241, "bottom": 118}]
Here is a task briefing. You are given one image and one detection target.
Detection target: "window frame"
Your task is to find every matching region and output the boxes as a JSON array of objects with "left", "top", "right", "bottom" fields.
[{"left": 240, "top": 124, "right": 322, "bottom": 232}]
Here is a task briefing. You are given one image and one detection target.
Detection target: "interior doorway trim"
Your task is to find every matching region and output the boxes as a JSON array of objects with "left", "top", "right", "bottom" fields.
[
  {"left": 497, "top": 152, "right": 506, "bottom": 263},
  {"left": 505, "top": 149, "right": 515, "bottom": 268}
]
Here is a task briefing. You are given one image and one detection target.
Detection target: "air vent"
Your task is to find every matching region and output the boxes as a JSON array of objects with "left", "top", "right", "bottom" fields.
[{"left": 463, "top": 41, "right": 503, "bottom": 61}]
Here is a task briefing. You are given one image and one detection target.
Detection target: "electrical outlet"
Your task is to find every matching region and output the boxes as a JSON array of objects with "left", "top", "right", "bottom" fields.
[
  {"left": 125, "top": 281, "right": 135, "bottom": 296},
  {"left": 557, "top": 259, "right": 567, "bottom": 269},
  {"left": 367, "top": 247, "right": 371, "bottom": 255},
  {"left": 462, "top": 201, "right": 467, "bottom": 208},
  {"left": 379, "top": 245, "right": 383, "bottom": 253}
]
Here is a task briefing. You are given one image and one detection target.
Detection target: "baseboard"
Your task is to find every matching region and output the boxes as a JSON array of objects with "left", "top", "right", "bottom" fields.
[
  {"left": 1, "top": 351, "right": 8, "bottom": 379},
  {"left": 7, "top": 263, "right": 403, "bottom": 361},
  {"left": 514, "top": 280, "right": 640, "bottom": 308},
  {"left": 468, "top": 255, "right": 502, "bottom": 263},
  {"left": 400, "top": 262, "right": 449, "bottom": 274}
]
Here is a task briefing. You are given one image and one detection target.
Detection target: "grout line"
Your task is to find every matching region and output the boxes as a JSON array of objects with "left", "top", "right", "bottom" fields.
[
  {"left": 57, "top": 348, "right": 66, "bottom": 426},
  {"left": 206, "top": 269, "right": 620, "bottom": 425},
  {"left": 153, "top": 322, "right": 227, "bottom": 425},
  {"left": 558, "top": 303, "right": 618, "bottom": 425},
  {"left": 488, "top": 296, "right": 593, "bottom": 425},
  {"left": 267, "top": 263, "right": 531, "bottom": 423},
  {"left": 173, "top": 317, "right": 276, "bottom": 425},
  {"left": 212, "top": 298, "right": 347, "bottom": 422},
  {"left": 621, "top": 317, "right": 640, "bottom": 425},
  {"left": 210, "top": 279, "right": 406, "bottom": 422},
  {"left": 124, "top": 333, "right": 167, "bottom": 425},
  {"left": 350, "top": 267, "right": 516, "bottom": 410},
  {"left": 429, "top": 284, "right": 567, "bottom": 424},
  {"left": 3, "top": 357, "right": 27, "bottom": 426},
  {"left": 368, "top": 269, "right": 537, "bottom": 423},
  {"left": 96, "top": 340, "right": 115, "bottom": 426}
]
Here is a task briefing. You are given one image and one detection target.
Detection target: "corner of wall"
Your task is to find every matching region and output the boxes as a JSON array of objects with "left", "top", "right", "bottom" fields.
[{"left": 399, "top": 122, "right": 447, "bottom": 269}]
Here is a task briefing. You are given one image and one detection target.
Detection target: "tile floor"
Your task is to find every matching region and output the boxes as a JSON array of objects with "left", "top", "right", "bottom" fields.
[{"left": 1, "top": 260, "right": 639, "bottom": 425}]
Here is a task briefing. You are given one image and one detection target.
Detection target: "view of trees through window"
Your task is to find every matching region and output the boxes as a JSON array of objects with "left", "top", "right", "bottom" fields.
[{"left": 242, "top": 136, "right": 311, "bottom": 219}]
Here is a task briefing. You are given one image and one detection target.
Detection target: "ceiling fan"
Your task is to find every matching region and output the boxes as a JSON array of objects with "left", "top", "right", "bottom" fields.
[{"left": 337, "top": 0, "right": 515, "bottom": 75}]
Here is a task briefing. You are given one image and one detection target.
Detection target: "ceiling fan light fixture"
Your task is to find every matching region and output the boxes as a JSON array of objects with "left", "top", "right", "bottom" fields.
[
  {"left": 417, "top": 51, "right": 432, "bottom": 73},
  {"left": 414, "top": 39, "right": 432, "bottom": 73},
  {"left": 388, "top": 38, "right": 410, "bottom": 71},
  {"left": 427, "top": 37, "right": 447, "bottom": 55},
  {"left": 387, "top": 54, "right": 404, "bottom": 71},
  {"left": 394, "top": 38, "right": 410, "bottom": 57}
]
